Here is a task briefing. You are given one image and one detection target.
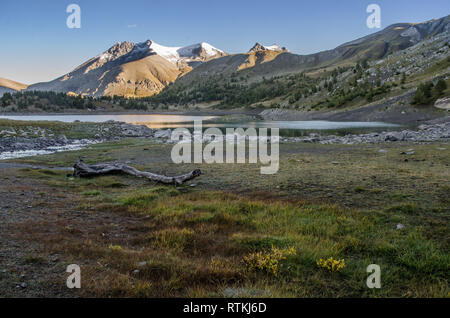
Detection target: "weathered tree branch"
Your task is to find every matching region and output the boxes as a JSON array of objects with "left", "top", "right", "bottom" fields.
[{"left": 73, "top": 157, "right": 202, "bottom": 185}]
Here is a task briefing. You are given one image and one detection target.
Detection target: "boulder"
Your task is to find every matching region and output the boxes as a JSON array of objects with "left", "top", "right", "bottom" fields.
[
  {"left": 384, "top": 131, "right": 408, "bottom": 142},
  {"left": 57, "top": 134, "right": 69, "bottom": 144},
  {"left": 434, "top": 97, "right": 450, "bottom": 110},
  {"left": 154, "top": 129, "right": 172, "bottom": 139}
]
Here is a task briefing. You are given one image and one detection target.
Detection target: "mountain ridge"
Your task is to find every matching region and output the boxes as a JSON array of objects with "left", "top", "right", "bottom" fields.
[
  {"left": 27, "top": 40, "right": 227, "bottom": 98},
  {"left": 0, "top": 78, "right": 28, "bottom": 98},
  {"left": 14, "top": 14, "right": 450, "bottom": 101}
]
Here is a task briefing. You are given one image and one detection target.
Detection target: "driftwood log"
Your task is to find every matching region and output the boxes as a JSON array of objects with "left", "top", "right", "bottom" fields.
[{"left": 73, "top": 157, "right": 202, "bottom": 185}]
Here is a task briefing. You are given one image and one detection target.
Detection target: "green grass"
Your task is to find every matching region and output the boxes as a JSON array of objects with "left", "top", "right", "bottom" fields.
[
  {"left": 54, "top": 188, "right": 448, "bottom": 297},
  {"left": 11, "top": 139, "right": 450, "bottom": 297}
]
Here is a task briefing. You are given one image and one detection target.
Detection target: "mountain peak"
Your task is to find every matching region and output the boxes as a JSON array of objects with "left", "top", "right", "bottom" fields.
[
  {"left": 142, "top": 41, "right": 226, "bottom": 63},
  {"left": 249, "top": 43, "right": 289, "bottom": 53},
  {"left": 96, "top": 40, "right": 226, "bottom": 65}
]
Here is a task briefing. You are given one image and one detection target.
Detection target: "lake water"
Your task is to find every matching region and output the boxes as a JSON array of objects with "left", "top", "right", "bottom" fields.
[{"left": 0, "top": 114, "right": 400, "bottom": 137}]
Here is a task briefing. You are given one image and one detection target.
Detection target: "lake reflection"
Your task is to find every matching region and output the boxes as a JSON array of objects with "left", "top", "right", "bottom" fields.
[{"left": 0, "top": 114, "right": 400, "bottom": 136}]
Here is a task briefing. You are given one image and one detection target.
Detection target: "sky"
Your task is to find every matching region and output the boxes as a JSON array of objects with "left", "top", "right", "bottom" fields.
[{"left": 0, "top": 0, "right": 449, "bottom": 84}]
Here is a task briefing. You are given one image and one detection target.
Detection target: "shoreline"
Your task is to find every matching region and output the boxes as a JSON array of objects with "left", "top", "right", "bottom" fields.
[
  {"left": 1, "top": 119, "right": 449, "bottom": 160},
  {"left": 1, "top": 106, "right": 448, "bottom": 126},
  {"left": 0, "top": 109, "right": 259, "bottom": 117}
]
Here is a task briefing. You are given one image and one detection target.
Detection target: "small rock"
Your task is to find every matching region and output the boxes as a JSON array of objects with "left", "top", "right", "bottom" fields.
[
  {"left": 138, "top": 261, "right": 147, "bottom": 267},
  {"left": 20, "top": 282, "right": 27, "bottom": 288},
  {"left": 434, "top": 97, "right": 450, "bottom": 110},
  {"left": 378, "top": 149, "right": 388, "bottom": 153},
  {"left": 331, "top": 161, "right": 339, "bottom": 165},
  {"left": 396, "top": 224, "right": 405, "bottom": 230},
  {"left": 154, "top": 129, "right": 172, "bottom": 139},
  {"left": 189, "top": 184, "right": 197, "bottom": 187},
  {"left": 57, "top": 134, "right": 69, "bottom": 143},
  {"left": 133, "top": 269, "right": 140, "bottom": 274}
]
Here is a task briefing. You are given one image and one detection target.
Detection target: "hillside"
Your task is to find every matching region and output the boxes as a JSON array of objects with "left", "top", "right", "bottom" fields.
[
  {"left": 0, "top": 78, "right": 28, "bottom": 97},
  {"left": 149, "top": 15, "right": 450, "bottom": 111}
]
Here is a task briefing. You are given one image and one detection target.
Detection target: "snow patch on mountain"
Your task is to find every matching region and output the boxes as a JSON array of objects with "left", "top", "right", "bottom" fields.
[
  {"left": 249, "top": 43, "right": 289, "bottom": 53},
  {"left": 128, "top": 40, "right": 225, "bottom": 64}
]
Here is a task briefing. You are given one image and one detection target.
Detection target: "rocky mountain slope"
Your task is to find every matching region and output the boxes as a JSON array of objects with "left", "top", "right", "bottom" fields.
[
  {"left": 157, "top": 15, "right": 450, "bottom": 97},
  {"left": 26, "top": 15, "right": 449, "bottom": 101},
  {"left": 27, "top": 41, "right": 226, "bottom": 98},
  {"left": 150, "top": 15, "right": 450, "bottom": 111}
]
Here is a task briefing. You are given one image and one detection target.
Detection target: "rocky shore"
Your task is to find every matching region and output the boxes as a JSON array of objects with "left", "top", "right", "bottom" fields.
[
  {"left": 282, "top": 121, "right": 450, "bottom": 144},
  {"left": 0, "top": 121, "right": 155, "bottom": 159},
  {"left": 1, "top": 119, "right": 450, "bottom": 159}
]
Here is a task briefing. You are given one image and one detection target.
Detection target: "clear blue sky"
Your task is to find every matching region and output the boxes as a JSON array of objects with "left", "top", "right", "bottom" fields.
[{"left": 1, "top": 0, "right": 449, "bottom": 84}]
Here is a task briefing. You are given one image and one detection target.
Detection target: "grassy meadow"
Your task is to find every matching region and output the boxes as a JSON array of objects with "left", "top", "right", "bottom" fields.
[{"left": 5, "top": 139, "right": 450, "bottom": 297}]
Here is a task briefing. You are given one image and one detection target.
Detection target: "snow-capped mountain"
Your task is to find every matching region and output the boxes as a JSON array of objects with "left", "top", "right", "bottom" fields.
[
  {"left": 28, "top": 40, "right": 227, "bottom": 97},
  {"left": 249, "top": 43, "right": 290, "bottom": 53},
  {"left": 85, "top": 40, "right": 226, "bottom": 68},
  {"left": 148, "top": 41, "right": 226, "bottom": 63},
  {"left": 24, "top": 14, "right": 450, "bottom": 100}
]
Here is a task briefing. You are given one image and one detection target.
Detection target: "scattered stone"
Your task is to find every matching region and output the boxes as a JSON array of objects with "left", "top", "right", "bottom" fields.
[
  {"left": 385, "top": 132, "right": 405, "bottom": 142},
  {"left": 20, "top": 282, "right": 27, "bottom": 288},
  {"left": 222, "top": 287, "right": 264, "bottom": 298},
  {"left": 57, "top": 134, "right": 69, "bottom": 143},
  {"left": 154, "top": 129, "right": 172, "bottom": 139},
  {"left": 1, "top": 119, "right": 449, "bottom": 161},
  {"left": 133, "top": 269, "right": 140, "bottom": 274},
  {"left": 138, "top": 261, "right": 147, "bottom": 267},
  {"left": 190, "top": 184, "right": 197, "bottom": 187},
  {"left": 282, "top": 121, "right": 450, "bottom": 145},
  {"left": 396, "top": 223, "right": 405, "bottom": 230},
  {"left": 331, "top": 161, "right": 339, "bottom": 165},
  {"left": 434, "top": 97, "right": 450, "bottom": 110}
]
